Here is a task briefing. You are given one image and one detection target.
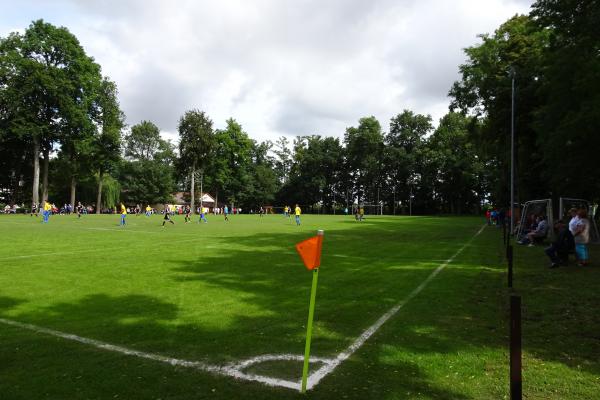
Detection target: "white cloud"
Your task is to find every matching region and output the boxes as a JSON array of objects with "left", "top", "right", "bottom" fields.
[{"left": 1, "top": 0, "right": 533, "bottom": 142}]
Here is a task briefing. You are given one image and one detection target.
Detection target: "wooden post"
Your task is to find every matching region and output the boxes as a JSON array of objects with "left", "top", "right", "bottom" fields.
[
  {"left": 507, "top": 245, "right": 513, "bottom": 288},
  {"left": 510, "top": 294, "right": 522, "bottom": 400}
]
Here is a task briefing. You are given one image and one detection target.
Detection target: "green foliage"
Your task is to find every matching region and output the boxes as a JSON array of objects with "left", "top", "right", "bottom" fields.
[
  {"left": 344, "top": 116, "right": 384, "bottom": 204},
  {"left": 0, "top": 19, "right": 105, "bottom": 205},
  {"left": 210, "top": 119, "right": 253, "bottom": 205},
  {"left": 119, "top": 121, "right": 176, "bottom": 205},
  {"left": 531, "top": 0, "right": 600, "bottom": 199},
  {"left": 177, "top": 109, "right": 215, "bottom": 173},
  {"left": 425, "top": 113, "right": 485, "bottom": 213},
  {"left": 449, "top": 15, "right": 549, "bottom": 205},
  {"left": 101, "top": 174, "right": 120, "bottom": 209}
]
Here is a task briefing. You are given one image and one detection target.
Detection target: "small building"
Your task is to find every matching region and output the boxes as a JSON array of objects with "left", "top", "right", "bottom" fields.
[{"left": 172, "top": 192, "right": 215, "bottom": 207}]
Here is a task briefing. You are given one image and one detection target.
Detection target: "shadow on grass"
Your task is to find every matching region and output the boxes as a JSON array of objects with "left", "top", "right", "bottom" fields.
[{"left": 1, "top": 220, "right": 597, "bottom": 399}]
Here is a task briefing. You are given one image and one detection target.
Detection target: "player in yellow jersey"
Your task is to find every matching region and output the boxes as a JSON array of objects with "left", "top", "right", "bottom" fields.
[
  {"left": 295, "top": 204, "right": 301, "bottom": 226},
  {"left": 145, "top": 205, "right": 152, "bottom": 217},
  {"left": 42, "top": 201, "right": 52, "bottom": 223},
  {"left": 120, "top": 203, "right": 127, "bottom": 226}
]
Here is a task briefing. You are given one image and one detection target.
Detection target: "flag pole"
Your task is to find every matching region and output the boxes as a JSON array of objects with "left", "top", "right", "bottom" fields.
[{"left": 301, "top": 229, "right": 323, "bottom": 393}]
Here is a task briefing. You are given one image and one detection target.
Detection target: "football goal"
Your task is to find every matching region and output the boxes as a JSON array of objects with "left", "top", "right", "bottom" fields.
[{"left": 516, "top": 199, "right": 554, "bottom": 241}]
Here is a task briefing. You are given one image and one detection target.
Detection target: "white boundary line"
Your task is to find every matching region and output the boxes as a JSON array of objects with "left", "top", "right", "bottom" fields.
[
  {"left": 0, "top": 225, "right": 485, "bottom": 392},
  {"left": 0, "top": 317, "right": 303, "bottom": 390},
  {"left": 305, "top": 224, "right": 485, "bottom": 389}
]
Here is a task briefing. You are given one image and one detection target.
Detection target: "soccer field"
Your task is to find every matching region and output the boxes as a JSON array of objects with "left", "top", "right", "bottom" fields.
[{"left": 0, "top": 214, "right": 598, "bottom": 399}]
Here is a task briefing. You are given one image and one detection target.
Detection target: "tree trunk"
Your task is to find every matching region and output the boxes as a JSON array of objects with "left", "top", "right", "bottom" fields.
[
  {"left": 190, "top": 162, "right": 196, "bottom": 214},
  {"left": 96, "top": 170, "right": 103, "bottom": 214},
  {"left": 215, "top": 188, "right": 218, "bottom": 214},
  {"left": 200, "top": 170, "right": 204, "bottom": 211},
  {"left": 70, "top": 175, "right": 77, "bottom": 211},
  {"left": 32, "top": 136, "right": 40, "bottom": 207},
  {"left": 42, "top": 147, "right": 49, "bottom": 203}
]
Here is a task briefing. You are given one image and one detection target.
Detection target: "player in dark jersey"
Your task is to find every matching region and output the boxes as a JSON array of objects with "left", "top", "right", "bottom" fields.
[
  {"left": 162, "top": 204, "right": 175, "bottom": 227},
  {"left": 184, "top": 205, "right": 192, "bottom": 223}
]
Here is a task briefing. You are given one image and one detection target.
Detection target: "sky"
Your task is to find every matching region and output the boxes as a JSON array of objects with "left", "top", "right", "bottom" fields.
[{"left": 0, "top": 0, "right": 533, "bottom": 144}]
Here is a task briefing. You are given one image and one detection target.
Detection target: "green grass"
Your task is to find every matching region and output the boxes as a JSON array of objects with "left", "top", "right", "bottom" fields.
[{"left": 0, "top": 213, "right": 598, "bottom": 399}]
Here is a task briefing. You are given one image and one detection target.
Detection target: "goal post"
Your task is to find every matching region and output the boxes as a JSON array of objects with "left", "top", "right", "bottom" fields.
[{"left": 516, "top": 199, "right": 554, "bottom": 241}]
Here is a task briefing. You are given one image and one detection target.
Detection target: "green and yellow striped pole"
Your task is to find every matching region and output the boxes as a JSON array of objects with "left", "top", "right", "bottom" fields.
[{"left": 300, "top": 229, "right": 323, "bottom": 393}]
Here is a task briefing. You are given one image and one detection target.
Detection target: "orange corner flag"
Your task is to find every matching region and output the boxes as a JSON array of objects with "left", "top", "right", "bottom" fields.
[{"left": 295, "top": 231, "right": 324, "bottom": 270}]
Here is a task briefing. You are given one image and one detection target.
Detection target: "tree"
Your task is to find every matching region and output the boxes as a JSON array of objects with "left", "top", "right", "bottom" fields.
[
  {"left": 0, "top": 19, "right": 103, "bottom": 207},
  {"left": 120, "top": 121, "right": 175, "bottom": 205},
  {"left": 92, "top": 78, "right": 124, "bottom": 213},
  {"left": 426, "top": 113, "right": 485, "bottom": 213},
  {"left": 344, "top": 116, "right": 384, "bottom": 205},
  {"left": 210, "top": 119, "right": 253, "bottom": 207},
  {"left": 273, "top": 136, "right": 293, "bottom": 185},
  {"left": 278, "top": 135, "right": 343, "bottom": 210},
  {"left": 177, "top": 110, "right": 215, "bottom": 212},
  {"left": 449, "top": 15, "right": 548, "bottom": 205},
  {"left": 532, "top": 0, "right": 600, "bottom": 199},
  {"left": 384, "top": 110, "right": 433, "bottom": 212},
  {"left": 124, "top": 121, "right": 164, "bottom": 161},
  {"left": 247, "top": 140, "right": 278, "bottom": 207}
]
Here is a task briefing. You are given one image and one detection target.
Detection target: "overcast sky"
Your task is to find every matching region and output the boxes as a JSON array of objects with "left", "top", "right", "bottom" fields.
[{"left": 1, "top": 0, "right": 533, "bottom": 143}]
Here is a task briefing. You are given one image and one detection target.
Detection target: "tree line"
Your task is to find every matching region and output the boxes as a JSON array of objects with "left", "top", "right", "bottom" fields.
[{"left": 1, "top": 1, "right": 597, "bottom": 214}]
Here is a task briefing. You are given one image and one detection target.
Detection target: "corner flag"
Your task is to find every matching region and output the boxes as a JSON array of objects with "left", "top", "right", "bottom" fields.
[
  {"left": 295, "top": 233, "right": 323, "bottom": 270},
  {"left": 296, "top": 230, "right": 324, "bottom": 393}
]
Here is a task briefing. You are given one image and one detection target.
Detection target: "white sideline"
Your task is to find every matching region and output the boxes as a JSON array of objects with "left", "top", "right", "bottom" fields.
[
  {"left": 0, "top": 225, "right": 485, "bottom": 391},
  {"left": 305, "top": 224, "right": 486, "bottom": 389}
]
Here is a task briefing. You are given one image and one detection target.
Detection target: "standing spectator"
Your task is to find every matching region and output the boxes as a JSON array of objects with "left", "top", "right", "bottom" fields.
[
  {"left": 568, "top": 208, "right": 580, "bottom": 236},
  {"left": 573, "top": 209, "right": 590, "bottom": 266}
]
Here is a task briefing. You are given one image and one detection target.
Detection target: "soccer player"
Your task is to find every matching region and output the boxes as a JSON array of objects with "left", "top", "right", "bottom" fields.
[
  {"left": 259, "top": 206, "right": 264, "bottom": 217},
  {"left": 145, "top": 205, "right": 152, "bottom": 217},
  {"left": 198, "top": 206, "right": 208, "bottom": 223},
  {"left": 184, "top": 205, "right": 192, "bottom": 223},
  {"left": 295, "top": 204, "right": 301, "bottom": 226},
  {"left": 120, "top": 203, "right": 127, "bottom": 226},
  {"left": 224, "top": 205, "right": 229, "bottom": 221},
  {"left": 163, "top": 204, "right": 175, "bottom": 227},
  {"left": 76, "top": 202, "right": 83, "bottom": 219},
  {"left": 31, "top": 202, "right": 38, "bottom": 217},
  {"left": 42, "top": 201, "right": 52, "bottom": 223}
]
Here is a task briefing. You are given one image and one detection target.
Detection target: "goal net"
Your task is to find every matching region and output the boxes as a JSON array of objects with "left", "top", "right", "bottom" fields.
[{"left": 516, "top": 199, "right": 554, "bottom": 241}]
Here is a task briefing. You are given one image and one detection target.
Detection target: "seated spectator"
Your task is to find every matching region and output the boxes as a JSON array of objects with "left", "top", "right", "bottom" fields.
[
  {"left": 519, "top": 215, "right": 548, "bottom": 246},
  {"left": 545, "top": 220, "right": 575, "bottom": 268}
]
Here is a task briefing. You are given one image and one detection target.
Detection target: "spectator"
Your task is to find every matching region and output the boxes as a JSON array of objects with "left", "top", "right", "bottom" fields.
[
  {"left": 573, "top": 209, "right": 590, "bottom": 266},
  {"left": 519, "top": 215, "right": 548, "bottom": 246},
  {"left": 545, "top": 220, "right": 575, "bottom": 268},
  {"left": 568, "top": 208, "right": 580, "bottom": 236}
]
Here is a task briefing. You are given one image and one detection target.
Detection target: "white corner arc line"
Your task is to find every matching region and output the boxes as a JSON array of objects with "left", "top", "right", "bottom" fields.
[
  {"left": 0, "top": 317, "right": 301, "bottom": 390},
  {"left": 305, "top": 225, "right": 486, "bottom": 390}
]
